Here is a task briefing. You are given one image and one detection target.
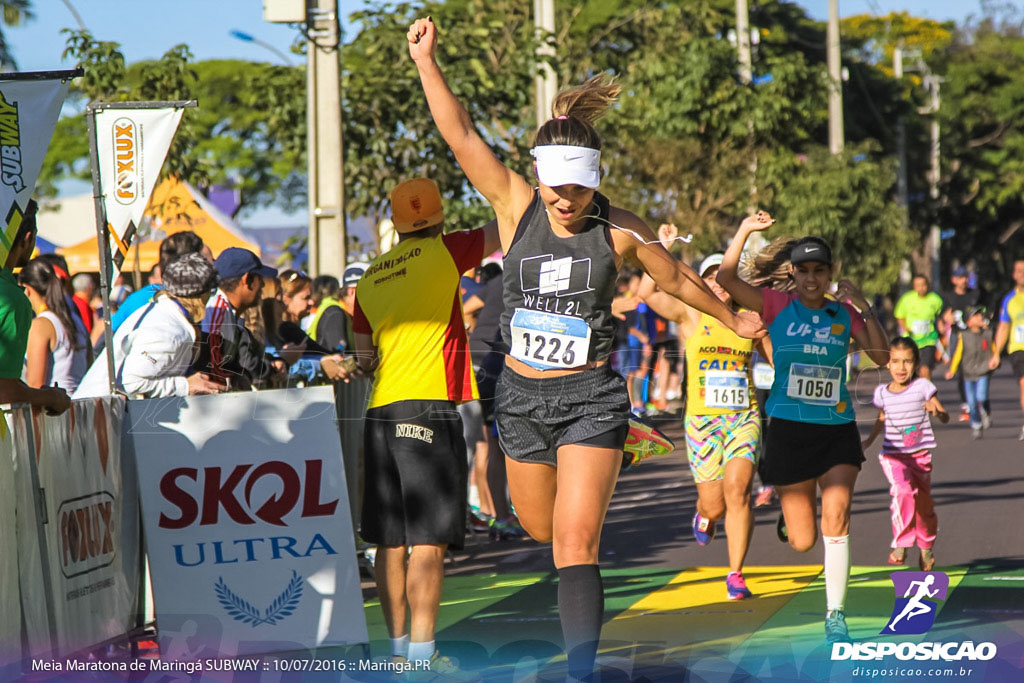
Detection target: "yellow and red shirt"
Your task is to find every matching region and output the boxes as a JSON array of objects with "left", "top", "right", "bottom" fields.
[{"left": 353, "top": 230, "right": 484, "bottom": 409}]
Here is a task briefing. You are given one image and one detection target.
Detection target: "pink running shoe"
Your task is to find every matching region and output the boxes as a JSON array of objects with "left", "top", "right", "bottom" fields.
[{"left": 726, "top": 572, "right": 753, "bottom": 600}]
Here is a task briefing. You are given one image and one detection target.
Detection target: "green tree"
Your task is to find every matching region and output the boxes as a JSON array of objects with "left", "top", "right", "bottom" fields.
[
  {"left": 758, "top": 143, "right": 913, "bottom": 295},
  {"left": 937, "top": 13, "right": 1024, "bottom": 293},
  {"left": 342, "top": 0, "right": 542, "bottom": 242},
  {"left": 39, "top": 31, "right": 307, "bottom": 214},
  {"left": 340, "top": 0, "right": 911, "bottom": 287},
  {"left": 0, "top": 0, "right": 32, "bottom": 70}
]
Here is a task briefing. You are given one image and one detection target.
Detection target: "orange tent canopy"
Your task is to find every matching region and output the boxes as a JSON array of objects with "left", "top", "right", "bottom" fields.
[
  {"left": 57, "top": 177, "right": 261, "bottom": 273},
  {"left": 58, "top": 238, "right": 161, "bottom": 274}
]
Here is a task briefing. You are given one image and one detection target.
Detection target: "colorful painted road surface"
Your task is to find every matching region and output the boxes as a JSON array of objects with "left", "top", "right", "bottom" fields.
[{"left": 357, "top": 564, "right": 1024, "bottom": 682}]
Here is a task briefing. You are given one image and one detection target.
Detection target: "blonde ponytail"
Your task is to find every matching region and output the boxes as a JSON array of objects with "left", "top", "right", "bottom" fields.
[
  {"left": 535, "top": 74, "right": 621, "bottom": 150},
  {"left": 551, "top": 74, "right": 620, "bottom": 126}
]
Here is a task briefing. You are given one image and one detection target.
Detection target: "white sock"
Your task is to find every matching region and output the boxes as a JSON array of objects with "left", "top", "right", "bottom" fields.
[
  {"left": 390, "top": 634, "right": 409, "bottom": 657},
  {"left": 823, "top": 535, "right": 850, "bottom": 613},
  {"left": 407, "top": 640, "right": 435, "bottom": 662}
]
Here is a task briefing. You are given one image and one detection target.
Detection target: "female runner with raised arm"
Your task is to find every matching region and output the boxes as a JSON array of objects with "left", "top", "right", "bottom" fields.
[
  {"left": 716, "top": 213, "right": 888, "bottom": 643},
  {"left": 407, "top": 17, "right": 764, "bottom": 679},
  {"left": 638, "top": 224, "right": 762, "bottom": 602}
]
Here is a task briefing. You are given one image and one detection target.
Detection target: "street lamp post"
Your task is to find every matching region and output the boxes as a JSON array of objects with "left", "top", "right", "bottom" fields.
[
  {"left": 58, "top": 0, "right": 87, "bottom": 31},
  {"left": 228, "top": 30, "right": 295, "bottom": 66}
]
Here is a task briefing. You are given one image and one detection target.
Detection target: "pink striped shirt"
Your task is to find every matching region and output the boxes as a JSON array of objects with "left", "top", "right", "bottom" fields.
[{"left": 873, "top": 378, "right": 938, "bottom": 453}]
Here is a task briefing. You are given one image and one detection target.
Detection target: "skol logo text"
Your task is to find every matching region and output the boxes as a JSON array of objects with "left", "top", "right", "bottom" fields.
[{"left": 157, "top": 459, "right": 339, "bottom": 529}]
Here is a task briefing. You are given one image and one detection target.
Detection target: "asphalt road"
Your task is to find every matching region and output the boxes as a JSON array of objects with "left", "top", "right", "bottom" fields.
[{"left": 446, "top": 362, "right": 1024, "bottom": 577}]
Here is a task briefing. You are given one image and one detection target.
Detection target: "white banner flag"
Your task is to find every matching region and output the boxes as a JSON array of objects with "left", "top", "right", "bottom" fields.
[
  {"left": 0, "top": 75, "right": 71, "bottom": 266},
  {"left": 32, "top": 397, "right": 140, "bottom": 656},
  {"left": 94, "top": 106, "right": 184, "bottom": 270},
  {"left": 130, "top": 387, "right": 368, "bottom": 658}
]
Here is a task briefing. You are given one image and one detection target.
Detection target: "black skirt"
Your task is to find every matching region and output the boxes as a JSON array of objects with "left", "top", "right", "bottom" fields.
[{"left": 760, "top": 417, "right": 865, "bottom": 486}]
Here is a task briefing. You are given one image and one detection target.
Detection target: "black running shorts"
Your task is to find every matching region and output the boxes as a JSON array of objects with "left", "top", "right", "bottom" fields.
[
  {"left": 1011, "top": 351, "right": 1024, "bottom": 379},
  {"left": 495, "top": 364, "right": 631, "bottom": 465},
  {"left": 760, "top": 417, "right": 865, "bottom": 486},
  {"left": 919, "top": 345, "right": 938, "bottom": 370},
  {"left": 360, "top": 400, "right": 468, "bottom": 549}
]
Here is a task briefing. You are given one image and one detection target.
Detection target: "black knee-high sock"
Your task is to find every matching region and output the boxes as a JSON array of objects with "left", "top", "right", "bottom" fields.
[{"left": 557, "top": 564, "right": 604, "bottom": 680}]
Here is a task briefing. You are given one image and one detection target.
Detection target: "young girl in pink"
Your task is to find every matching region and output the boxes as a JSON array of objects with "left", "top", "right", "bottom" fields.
[{"left": 863, "top": 337, "right": 949, "bottom": 571}]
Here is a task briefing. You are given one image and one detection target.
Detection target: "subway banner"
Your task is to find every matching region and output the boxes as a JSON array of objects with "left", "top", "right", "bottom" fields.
[
  {"left": 28, "top": 397, "right": 141, "bottom": 656},
  {"left": 129, "top": 386, "right": 369, "bottom": 657},
  {"left": 0, "top": 73, "right": 74, "bottom": 267},
  {"left": 93, "top": 105, "right": 185, "bottom": 271}
]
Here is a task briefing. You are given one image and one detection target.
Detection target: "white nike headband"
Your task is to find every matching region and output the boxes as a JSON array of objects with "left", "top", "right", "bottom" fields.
[{"left": 530, "top": 145, "right": 601, "bottom": 189}]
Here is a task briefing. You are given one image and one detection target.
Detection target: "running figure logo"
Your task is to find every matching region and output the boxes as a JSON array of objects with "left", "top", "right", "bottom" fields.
[{"left": 881, "top": 571, "right": 949, "bottom": 635}]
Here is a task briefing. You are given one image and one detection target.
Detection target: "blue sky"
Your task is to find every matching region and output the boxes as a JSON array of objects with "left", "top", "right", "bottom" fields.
[
  {"left": 5, "top": 0, "right": 986, "bottom": 226},
  {"left": 6, "top": 1, "right": 982, "bottom": 73}
]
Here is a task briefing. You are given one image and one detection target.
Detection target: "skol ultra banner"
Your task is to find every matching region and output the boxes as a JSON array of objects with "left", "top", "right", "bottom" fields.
[
  {"left": 0, "top": 75, "right": 72, "bottom": 267},
  {"left": 94, "top": 106, "right": 184, "bottom": 270},
  {"left": 129, "top": 386, "right": 368, "bottom": 658},
  {"left": 26, "top": 398, "right": 141, "bottom": 656}
]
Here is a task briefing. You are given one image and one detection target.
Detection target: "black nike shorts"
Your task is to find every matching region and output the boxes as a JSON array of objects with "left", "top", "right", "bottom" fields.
[{"left": 360, "top": 400, "right": 467, "bottom": 549}]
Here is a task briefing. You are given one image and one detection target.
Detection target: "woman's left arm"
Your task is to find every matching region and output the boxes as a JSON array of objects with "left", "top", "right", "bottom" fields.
[
  {"left": 612, "top": 209, "right": 765, "bottom": 340},
  {"left": 838, "top": 279, "right": 889, "bottom": 366}
]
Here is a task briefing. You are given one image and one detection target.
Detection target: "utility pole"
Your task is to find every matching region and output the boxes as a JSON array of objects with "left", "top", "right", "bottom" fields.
[
  {"left": 827, "top": 0, "right": 844, "bottom": 154},
  {"left": 735, "top": 0, "right": 757, "bottom": 214},
  {"left": 924, "top": 73, "right": 942, "bottom": 287},
  {"left": 735, "top": 0, "right": 752, "bottom": 84},
  {"left": 306, "top": 0, "right": 345, "bottom": 277},
  {"left": 894, "top": 45, "right": 909, "bottom": 229},
  {"left": 534, "top": 0, "right": 556, "bottom": 128}
]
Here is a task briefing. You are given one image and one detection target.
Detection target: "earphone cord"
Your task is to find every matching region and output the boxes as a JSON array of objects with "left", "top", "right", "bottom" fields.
[{"left": 545, "top": 207, "right": 694, "bottom": 246}]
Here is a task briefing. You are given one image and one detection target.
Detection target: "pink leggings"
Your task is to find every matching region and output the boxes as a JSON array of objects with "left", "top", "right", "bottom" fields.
[{"left": 878, "top": 450, "right": 937, "bottom": 549}]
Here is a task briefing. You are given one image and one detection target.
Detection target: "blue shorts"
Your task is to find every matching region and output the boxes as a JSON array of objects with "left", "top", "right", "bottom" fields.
[{"left": 615, "top": 344, "right": 643, "bottom": 373}]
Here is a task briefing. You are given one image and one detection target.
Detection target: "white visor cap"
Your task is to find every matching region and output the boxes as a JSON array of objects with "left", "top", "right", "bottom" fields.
[
  {"left": 531, "top": 145, "right": 601, "bottom": 189},
  {"left": 699, "top": 253, "right": 725, "bottom": 277}
]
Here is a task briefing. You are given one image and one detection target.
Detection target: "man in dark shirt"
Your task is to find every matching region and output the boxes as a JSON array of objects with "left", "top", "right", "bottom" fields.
[
  {"left": 944, "top": 266, "right": 980, "bottom": 329},
  {"left": 198, "top": 248, "right": 285, "bottom": 390},
  {"left": 310, "top": 263, "right": 368, "bottom": 354},
  {"left": 943, "top": 266, "right": 982, "bottom": 420}
]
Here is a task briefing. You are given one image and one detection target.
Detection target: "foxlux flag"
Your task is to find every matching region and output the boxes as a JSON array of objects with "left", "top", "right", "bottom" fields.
[
  {"left": 0, "top": 77, "right": 70, "bottom": 266},
  {"left": 94, "top": 107, "right": 184, "bottom": 269}
]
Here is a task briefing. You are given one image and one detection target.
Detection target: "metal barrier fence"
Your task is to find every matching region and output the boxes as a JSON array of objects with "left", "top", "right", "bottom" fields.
[{"left": 0, "top": 379, "right": 370, "bottom": 669}]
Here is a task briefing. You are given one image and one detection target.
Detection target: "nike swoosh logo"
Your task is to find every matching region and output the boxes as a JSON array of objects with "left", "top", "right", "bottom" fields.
[
  {"left": 563, "top": 154, "right": 584, "bottom": 161},
  {"left": 804, "top": 247, "right": 820, "bottom": 252}
]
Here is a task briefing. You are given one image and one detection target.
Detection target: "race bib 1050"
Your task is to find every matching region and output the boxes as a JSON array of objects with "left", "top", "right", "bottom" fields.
[{"left": 786, "top": 363, "right": 841, "bottom": 406}]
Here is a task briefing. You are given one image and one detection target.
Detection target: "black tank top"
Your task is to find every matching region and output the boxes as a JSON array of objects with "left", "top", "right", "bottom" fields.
[{"left": 499, "top": 190, "right": 618, "bottom": 370}]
